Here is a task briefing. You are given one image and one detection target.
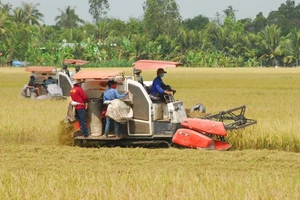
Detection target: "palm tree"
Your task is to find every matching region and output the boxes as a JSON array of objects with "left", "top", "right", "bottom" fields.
[
  {"left": 275, "top": 28, "right": 300, "bottom": 66},
  {"left": 21, "top": 2, "right": 44, "bottom": 26},
  {"left": 0, "top": 2, "right": 12, "bottom": 14},
  {"left": 95, "top": 21, "right": 109, "bottom": 43},
  {"left": 0, "top": 11, "right": 12, "bottom": 59},
  {"left": 286, "top": 28, "right": 300, "bottom": 66},
  {"left": 259, "top": 24, "right": 282, "bottom": 66},
  {"left": 0, "top": 11, "right": 10, "bottom": 36},
  {"left": 11, "top": 7, "right": 26, "bottom": 24},
  {"left": 55, "top": 6, "right": 84, "bottom": 29}
]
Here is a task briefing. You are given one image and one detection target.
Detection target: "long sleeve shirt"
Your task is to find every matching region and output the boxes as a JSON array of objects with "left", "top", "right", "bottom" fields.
[
  {"left": 150, "top": 76, "right": 166, "bottom": 95},
  {"left": 70, "top": 85, "right": 89, "bottom": 109},
  {"left": 103, "top": 88, "right": 127, "bottom": 101}
]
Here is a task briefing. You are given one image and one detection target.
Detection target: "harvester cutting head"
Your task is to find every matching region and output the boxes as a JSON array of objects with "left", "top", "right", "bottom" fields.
[{"left": 172, "top": 105, "right": 257, "bottom": 150}]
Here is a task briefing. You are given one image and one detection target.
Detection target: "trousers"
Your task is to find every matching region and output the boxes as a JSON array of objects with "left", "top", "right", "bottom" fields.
[
  {"left": 76, "top": 108, "right": 89, "bottom": 137},
  {"left": 104, "top": 117, "right": 119, "bottom": 137}
]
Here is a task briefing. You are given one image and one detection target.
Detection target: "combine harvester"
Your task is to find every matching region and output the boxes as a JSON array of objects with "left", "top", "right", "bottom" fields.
[
  {"left": 21, "top": 59, "right": 89, "bottom": 100},
  {"left": 60, "top": 60, "right": 257, "bottom": 150},
  {"left": 21, "top": 66, "right": 62, "bottom": 99}
]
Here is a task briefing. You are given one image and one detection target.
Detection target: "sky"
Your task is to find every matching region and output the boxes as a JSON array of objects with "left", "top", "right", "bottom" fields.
[{"left": 5, "top": 0, "right": 289, "bottom": 25}]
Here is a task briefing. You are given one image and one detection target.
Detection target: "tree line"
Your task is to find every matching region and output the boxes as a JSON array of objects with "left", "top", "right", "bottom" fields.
[{"left": 1, "top": 0, "right": 300, "bottom": 67}]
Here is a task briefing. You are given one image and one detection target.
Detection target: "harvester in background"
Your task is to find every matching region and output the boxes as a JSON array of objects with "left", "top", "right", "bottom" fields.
[
  {"left": 20, "top": 59, "right": 89, "bottom": 100},
  {"left": 60, "top": 60, "right": 257, "bottom": 150}
]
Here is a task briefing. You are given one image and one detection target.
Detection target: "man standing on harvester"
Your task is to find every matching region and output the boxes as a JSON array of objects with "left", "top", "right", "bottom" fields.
[
  {"left": 103, "top": 79, "right": 129, "bottom": 138},
  {"left": 70, "top": 79, "right": 90, "bottom": 138}
]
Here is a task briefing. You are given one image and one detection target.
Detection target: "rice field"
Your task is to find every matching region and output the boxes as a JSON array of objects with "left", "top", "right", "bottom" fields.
[{"left": 1, "top": 67, "right": 300, "bottom": 199}]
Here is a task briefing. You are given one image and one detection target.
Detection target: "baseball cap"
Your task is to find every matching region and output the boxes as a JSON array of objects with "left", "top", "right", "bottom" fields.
[{"left": 157, "top": 68, "right": 167, "bottom": 74}]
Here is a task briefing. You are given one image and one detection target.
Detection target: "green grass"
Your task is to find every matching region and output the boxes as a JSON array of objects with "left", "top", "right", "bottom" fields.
[{"left": 1, "top": 67, "right": 300, "bottom": 199}]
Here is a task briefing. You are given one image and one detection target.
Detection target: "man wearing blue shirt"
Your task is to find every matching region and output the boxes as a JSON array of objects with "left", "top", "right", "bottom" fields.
[
  {"left": 150, "top": 68, "right": 175, "bottom": 102},
  {"left": 103, "top": 80, "right": 128, "bottom": 138}
]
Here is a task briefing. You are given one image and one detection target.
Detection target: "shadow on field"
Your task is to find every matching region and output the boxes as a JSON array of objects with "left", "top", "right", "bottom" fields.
[{"left": 77, "top": 140, "right": 172, "bottom": 149}]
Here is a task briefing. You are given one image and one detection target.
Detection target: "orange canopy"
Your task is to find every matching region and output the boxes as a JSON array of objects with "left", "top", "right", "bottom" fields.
[
  {"left": 63, "top": 59, "right": 89, "bottom": 66},
  {"left": 73, "top": 70, "right": 121, "bottom": 80},
  {"left": 134, "top": 60, "right": 182, "bottom": 70},
  {"left": 25, "top": 66, "right": 57, "bottom": 73}
]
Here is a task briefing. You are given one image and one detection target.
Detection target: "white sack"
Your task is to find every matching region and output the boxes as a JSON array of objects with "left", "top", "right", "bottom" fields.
[
  {"left": 47, "top": 84, "right": 63, "bottom": 97},
  {"left": 106, "top": 99, "right": 133, "bottom": 123}
]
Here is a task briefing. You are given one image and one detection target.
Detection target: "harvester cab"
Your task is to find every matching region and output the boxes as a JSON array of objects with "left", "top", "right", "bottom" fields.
[{"left": 63, "top": 60, "right": 257, "bottom": 150}]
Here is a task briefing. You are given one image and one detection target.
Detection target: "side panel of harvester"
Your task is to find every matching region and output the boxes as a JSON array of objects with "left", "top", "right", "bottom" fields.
[
  {"left": 172, "top": 129, "right": 214, "bottom": 149},
  {"left": 181, "top": 118, "right": 227, "bottom": 136},
  {"left": 126, "top": 79, "right": 153, "bottom": 136},
  {"left": 126, "top": 79, "right": 187, "bottom": 137},
  {"left": 58, "top": 72, "right": 73, "bottom": 97},
  {"left": 172, "top": 118, "right": 232, "bottom": 150},
  {"left": 172, "top": 128, "right": 232, "bottom": 150}
]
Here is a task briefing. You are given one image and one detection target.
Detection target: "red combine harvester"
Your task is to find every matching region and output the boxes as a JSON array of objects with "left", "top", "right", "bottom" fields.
[{"left": 60, "top": 60, "right": 257, "bottom": 150}]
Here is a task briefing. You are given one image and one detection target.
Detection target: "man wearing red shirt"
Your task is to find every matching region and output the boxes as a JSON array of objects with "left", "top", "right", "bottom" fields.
[{"left": 70, "top": 79, "right": 90, "bottom": 137}]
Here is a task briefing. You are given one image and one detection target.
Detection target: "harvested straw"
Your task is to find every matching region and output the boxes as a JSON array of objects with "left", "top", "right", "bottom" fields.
[{"left": 58, "top": 120, "right": 76, "bottom": 146}]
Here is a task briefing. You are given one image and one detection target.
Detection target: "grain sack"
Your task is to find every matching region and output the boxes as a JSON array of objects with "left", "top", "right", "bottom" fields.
[
  {"left": 47, "top": 84, "right": 63, "bottom": 97},
  {"left": 106, "top": 99, "right": 133, "bottom": 123},
  {"left": 88, "top": 99, "right": 102, "bottom": 136}
]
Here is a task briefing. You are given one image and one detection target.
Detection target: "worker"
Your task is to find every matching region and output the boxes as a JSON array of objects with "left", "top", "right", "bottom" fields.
[
  {"left": 70, "top": 79, "right": 90, "bottom": 137},
  {"left": 62, "top": 64, "right": 70, "bottom": 77},
  {"left": 44, "top": 76, "right": 56, "bottom": 87},
  {"left": 70, "top": 66, "right": 81, "bottom": 80},
  {"left": 103, "top": 79, "right": 129, "bottom": 138},
  {"left": 150, "top": 68, "right": 176, "bottom": 103},
  {"left": 27, "top": 74, "right": 35, "bottom": 87},
  {"left": 27, "top": 74, "right": 40, "bottom": 96}
]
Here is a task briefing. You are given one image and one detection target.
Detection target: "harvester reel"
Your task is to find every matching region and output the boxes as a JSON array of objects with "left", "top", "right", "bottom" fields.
[{"left": 202, "top": 105, "right": 257, "bottom": 131}]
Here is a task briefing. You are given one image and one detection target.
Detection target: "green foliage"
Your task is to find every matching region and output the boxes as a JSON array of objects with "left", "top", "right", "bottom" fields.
[
  {"left": 85, "top": 59, "right": 133, "bottom": 67},
  {"left": 251, "top": 12, "right": 267, "bottom": 33},
  {"left": 182, "top": 15, "right": 209, "bottom": 31},
  {"left": 259, "top": 24, "right": 282, "bottom": 66},
  {"left": 88, "top": 0, "right": 109, "bottom": 22},
  {"left": 3, "top": 1, "right": 300, "bottom": 67},
  {"left": 143, "top": 0, "right": 182, "bottom": 39},
  {"left": 55, "top": 6, "right": 84, "bottom": 28},
  {"left": 21, "top": 2, "right": 44, "bottom": 26}
]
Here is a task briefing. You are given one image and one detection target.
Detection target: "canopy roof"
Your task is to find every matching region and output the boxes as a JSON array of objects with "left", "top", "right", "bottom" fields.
[
  {"left": 73, "top": 70, "right": 121, "bottom": 80},
  {"left": 63, "top": 59, "right": 89, "bottom": 66},
  {"left": 134, "top": 60, "right": 182, "bottom": 70},
  {"left": 25, "top": 66, "right": 57, "bottom": 73}
]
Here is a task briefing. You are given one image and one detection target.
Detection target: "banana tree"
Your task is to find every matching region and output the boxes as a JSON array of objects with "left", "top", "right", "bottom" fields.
[{"left": 117, "top": 36, "right": 136, "bottom": 61}]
